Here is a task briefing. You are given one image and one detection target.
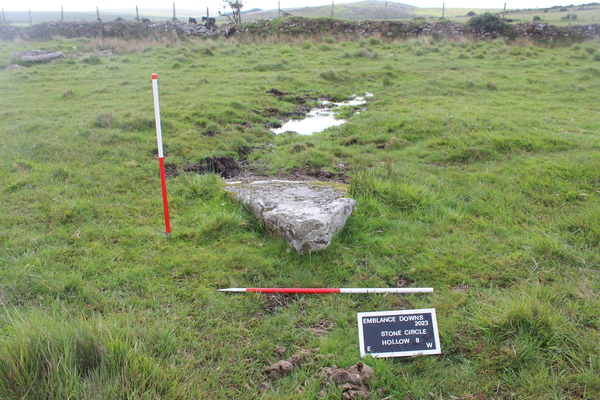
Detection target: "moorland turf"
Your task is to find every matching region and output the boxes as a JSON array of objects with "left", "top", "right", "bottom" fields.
[{"left": 0, "top": 33, "right": 599, "bottom": 398}]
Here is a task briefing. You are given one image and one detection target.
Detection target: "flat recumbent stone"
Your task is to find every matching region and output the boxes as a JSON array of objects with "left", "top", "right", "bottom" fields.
[{"left": 225, "top": 180, "right": 356, "bottom": 254}]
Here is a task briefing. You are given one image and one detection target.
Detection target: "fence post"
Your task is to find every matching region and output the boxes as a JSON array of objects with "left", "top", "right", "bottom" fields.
[
  {"left": 2, "top": 8, "right": 6, "bottom": 24},
  {"left": 331, "top": 1, "right": 334, "bottom": 18},
  {"left": 29, "top": 9, "right": 32, "bottom": 26},
  {"left": 172, "top": 2, "right": 177, "bottom": 21},
  {"left": 569, "top": 8, "right": 573, "bottom": 26},
  {"left": 278, "top": 0, "right": 280, "bottom": 18},
  {"left": 502, "top": 3, "right": 506, "bottom": 19},
  {"left": 61, "top": 6, "right": 64, "bottom": 21},
  {"left": 384, "top": 1, "right": 387, "bottom": 20},
  {"left": 136, "top": 5, "right": 140, "bottom": 21},
  {"left": 96, "top": 6, "right": 101, "bottom": 21},
  {"left": 442, "top": 3, "right": 445, "bottom": 19}
]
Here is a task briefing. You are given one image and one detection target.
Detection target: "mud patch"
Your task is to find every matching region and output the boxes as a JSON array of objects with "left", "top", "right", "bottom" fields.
[
  {"left": 229, "top": 165, "right": 349, "bottom": 184},
  {"left": 394, "top": 276, "right": 414, "bottom": 287},
  {"left": 318, "top": 362, "right": 376, "bottom": 399},
  {"left": 264, "top": 351, "right": 377, "bottom": 399},
  {"left": 451, "top": 284, "right": 470, "bottom": 293},
  {"left": 265, "top": 348, "right": 313, "bottom": 379},
  {"left": 165, "top": 156, "right": 240, "bottom": 178},
  {"left": 262, "top": 292, "right": 300, "bottom": 313},
  {"left": 308, "top": 319, "right": 335, "bottom": 337}
]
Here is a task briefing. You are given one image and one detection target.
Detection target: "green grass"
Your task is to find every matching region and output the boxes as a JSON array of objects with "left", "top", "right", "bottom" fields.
[{"left": 1, "top": 33, "right": 600, "bottom": 399}]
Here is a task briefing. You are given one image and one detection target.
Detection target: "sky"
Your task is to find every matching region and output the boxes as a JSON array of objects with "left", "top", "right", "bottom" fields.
[{"left": 2, "top": 0, "right": 573, "bottom": 12}]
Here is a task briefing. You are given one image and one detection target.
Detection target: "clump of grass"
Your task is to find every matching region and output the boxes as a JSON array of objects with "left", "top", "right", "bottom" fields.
[
  {"left": 93, "top": 113, "right": 116, "bottom": 128},
  {"left": 182, "top": 173, "right": 224, "bottom": 200},
  {"left": 252, "top": 63, "right": 287, "bottom": 72},
  {"left": 81, "top": 55, "right": 102, "bottom": 65},
  {"left": 350, "top": 167, "right": 432, "bottom": 211},
  {"left": 319, "top": 68, "right": 340, "bottom": 82},
  {"left": 355, "top": 48, "right": 380, "bottom": 59},
  {"left": 0, "top": 311, "right": 181, "bottom": 399}
]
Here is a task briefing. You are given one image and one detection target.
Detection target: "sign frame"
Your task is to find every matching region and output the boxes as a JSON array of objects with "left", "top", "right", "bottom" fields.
[{"left": 357, "top": 308, "right": 441, "bottom": 358}]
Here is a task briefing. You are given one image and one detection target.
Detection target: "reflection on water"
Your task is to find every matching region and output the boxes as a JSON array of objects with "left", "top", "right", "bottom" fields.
[{"left": 271, "top": 93, "right": 373, "bottom": 135}]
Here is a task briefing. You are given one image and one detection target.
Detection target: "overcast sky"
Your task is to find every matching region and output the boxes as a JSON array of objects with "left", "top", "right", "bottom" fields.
[{"left": 2, "top": 0, "right": 572, "bottom": 12}]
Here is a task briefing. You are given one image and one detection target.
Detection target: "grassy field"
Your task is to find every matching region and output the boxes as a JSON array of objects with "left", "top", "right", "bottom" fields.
[{"left": 1, "top": 32, "right": 600, "bottom": 399}]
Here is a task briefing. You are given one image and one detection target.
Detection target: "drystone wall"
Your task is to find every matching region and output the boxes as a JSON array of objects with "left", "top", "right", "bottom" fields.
[
  {"left": 1, "top": 18, "right": 598, "bottom": 42},
  {"left": 1, "top": 20, "right": 234, "bottom": 41}
]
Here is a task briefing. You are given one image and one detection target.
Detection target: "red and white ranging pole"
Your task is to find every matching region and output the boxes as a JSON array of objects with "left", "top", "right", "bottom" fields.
[
  {"left": 218, "top": 288, "right": 434, "bottom": 294},
  {"left": 151, "top": 73, "right": 171, "bottom": 239}
]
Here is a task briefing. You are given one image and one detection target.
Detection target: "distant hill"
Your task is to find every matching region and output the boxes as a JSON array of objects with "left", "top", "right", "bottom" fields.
[
  {"left": 2, "top": 2, "right": 419, "bottom": 24},
  {"left": 3, "top": 1, "right": 599, "bottom": 26},
  {"left": 233, "top": 1, "right": 419, "bottom": 21}
]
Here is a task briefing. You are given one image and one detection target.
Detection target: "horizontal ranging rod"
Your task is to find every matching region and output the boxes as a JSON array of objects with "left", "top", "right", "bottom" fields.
[{"left": 218, "top": 288, "right": 433, "bottom": 294}]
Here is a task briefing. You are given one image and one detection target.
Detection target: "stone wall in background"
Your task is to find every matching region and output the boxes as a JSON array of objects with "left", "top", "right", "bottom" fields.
[{"left": 1, "top": 18, "right": 598, "bottom": 43}]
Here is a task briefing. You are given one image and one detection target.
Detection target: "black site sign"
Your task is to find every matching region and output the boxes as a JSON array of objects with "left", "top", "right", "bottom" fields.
[{"left": 357, "top": 308, "right": 441, "bottom": 358}]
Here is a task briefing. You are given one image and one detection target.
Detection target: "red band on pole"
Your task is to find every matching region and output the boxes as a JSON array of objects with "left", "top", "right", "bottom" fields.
[
  {"left": 151, "top": 73, "right": 158, "bottom": 79},
  {"left": 246, "top": 288, "right": 341, "bottom": 294},
  {"left": 158, "top": 157, "right": 171, "bottom": 235}
]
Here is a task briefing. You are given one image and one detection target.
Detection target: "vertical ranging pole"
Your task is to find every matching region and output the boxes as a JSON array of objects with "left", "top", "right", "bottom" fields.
[{"left": 151, "top": 74, "right": 172, "bottom": 239}]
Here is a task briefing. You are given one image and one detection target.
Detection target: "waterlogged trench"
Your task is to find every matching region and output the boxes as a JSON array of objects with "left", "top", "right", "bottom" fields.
[{"left": 271, "top": 93, "right": 373, "bottom": 135}]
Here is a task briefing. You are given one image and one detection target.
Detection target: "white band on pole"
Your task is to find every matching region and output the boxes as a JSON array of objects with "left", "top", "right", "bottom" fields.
[{"left": 152, "top": 74, "right": 163, "bottom": 158}]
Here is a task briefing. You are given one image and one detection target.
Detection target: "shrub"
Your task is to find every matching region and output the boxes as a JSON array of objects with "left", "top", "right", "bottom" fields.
[
  {"left": 561, "top": 13, "right": 577, "bottom": 20},
  {"left": 533, "top": 16, "right": 541, "bottom": 21},
  {"left": 468, "top": 12, "right": 509, "bottom": 35}
]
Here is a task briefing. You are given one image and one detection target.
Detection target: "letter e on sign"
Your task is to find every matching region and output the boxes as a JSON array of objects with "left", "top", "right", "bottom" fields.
[{"left": 357, "top": 309, "right": 441, "bottom": 358}]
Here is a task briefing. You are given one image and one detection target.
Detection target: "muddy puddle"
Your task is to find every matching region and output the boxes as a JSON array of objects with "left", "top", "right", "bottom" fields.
[{"left": 271, "top": 93, "right": 373, "bottom": 135}]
